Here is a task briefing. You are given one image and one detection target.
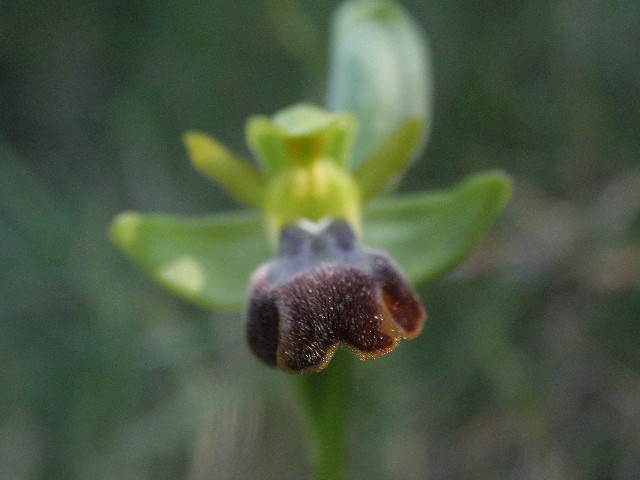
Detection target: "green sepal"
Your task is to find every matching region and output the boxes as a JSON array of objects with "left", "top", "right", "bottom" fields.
[
  {"left": 109, "top": 210, "right": 269, "bottom": 311},
  {"left": 327, "top": 0, "right": 433, "bottom": 168},
  {"left": 183, "top": 132, "right": 265, "bottom": 208},
  {"left": 245, "top": 115, "right": 290, "bottom": 175},
  {"left": 108, "top": 171, "right": 511, "bottom": 313},
  {"left": 363, "top": 171, "right": 513, "bottom": 284},
  {"left": 246, "top": 104, "right": 357, "bottom": 173}
]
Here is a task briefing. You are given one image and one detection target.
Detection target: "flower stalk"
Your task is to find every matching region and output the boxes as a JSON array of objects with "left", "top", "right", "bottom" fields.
[{"left": 292, "top": 351, "right": 353, "bottom": 479}]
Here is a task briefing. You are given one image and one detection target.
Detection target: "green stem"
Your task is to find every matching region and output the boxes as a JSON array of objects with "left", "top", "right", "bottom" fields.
[{"left": 291, "top": 350, "right": 353, "bottom": 479}]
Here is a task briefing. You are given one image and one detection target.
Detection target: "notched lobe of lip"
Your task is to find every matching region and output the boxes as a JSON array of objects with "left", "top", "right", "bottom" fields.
[{"left": 246, "top": 220, "right": 426, "bottom": 374}]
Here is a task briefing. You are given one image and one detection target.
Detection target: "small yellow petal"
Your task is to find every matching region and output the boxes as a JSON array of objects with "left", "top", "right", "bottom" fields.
[{"left": 182, "top": 131, "right": 265, "bottom": 208}]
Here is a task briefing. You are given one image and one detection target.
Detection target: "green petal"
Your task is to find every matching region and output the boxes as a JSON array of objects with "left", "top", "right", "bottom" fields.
[
  {"left": 353, "top": 118, "right": 424, "bottom": 202},
  {"left": 326, "top": 0, "right": 433, "bottom": 168},
  {"left": 109, "top": 211, "right": 269, "bottom": 311},
  {"left": 183, "top": 132, "right": 265, "bottom": 208},
  {"left": 363, "top": 171, "right": 513, "bottom": 285}
]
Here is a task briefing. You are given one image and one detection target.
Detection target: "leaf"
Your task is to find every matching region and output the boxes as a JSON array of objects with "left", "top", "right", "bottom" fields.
[
  {"left": 326, "top": 0, "right": 433, "bottom": 168},
  {"left": 109, "top": 210, "right": 270, "bottom": 311},
  {"left": 363, "top": 171, "right": 513, "bottom": 285}
]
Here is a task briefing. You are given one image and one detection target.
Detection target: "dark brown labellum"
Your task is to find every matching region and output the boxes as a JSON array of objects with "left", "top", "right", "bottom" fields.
[{"left": 246, "top": 219, "right": 426, "bottom": 374}]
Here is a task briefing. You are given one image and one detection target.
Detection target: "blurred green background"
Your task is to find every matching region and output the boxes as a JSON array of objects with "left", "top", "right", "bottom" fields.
[{"left": 1, "top": 1, "right": 639, "bottom": 479}]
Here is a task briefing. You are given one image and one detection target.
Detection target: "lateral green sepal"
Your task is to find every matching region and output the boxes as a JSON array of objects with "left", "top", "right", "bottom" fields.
[
  {"left": 109, "top": 210, "right": 269, "bottom": 311},
  {"left": 364, "top": 171, "right": 513, "bottom": 284}
]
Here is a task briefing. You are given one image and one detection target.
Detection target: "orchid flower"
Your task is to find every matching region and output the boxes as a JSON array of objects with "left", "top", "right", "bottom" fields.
[{"left": 109, "top": 1, "right": 511, "bottom": 477}]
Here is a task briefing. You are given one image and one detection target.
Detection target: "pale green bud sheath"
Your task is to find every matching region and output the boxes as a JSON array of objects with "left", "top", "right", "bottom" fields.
[{"left": 327, "top": 0, "right": 433, "bottom": 168}]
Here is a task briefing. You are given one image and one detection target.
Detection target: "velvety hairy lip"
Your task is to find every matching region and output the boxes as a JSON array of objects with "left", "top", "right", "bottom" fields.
[{"left": 246, "top": 219, "right": 426, "bottom": 374}]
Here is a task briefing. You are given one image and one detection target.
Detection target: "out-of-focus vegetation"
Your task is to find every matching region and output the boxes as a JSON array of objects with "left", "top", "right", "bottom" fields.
[{"left": 1, "top": 1, "right": 638, "bottom": 479}]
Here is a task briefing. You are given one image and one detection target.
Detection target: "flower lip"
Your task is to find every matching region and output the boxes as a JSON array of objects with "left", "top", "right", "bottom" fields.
[
  {"left": 246, "top": 219, "right": 426, "bottom": 373},
  {"left": 270, "top": 218, "right": 367, "bottom": 285}
]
